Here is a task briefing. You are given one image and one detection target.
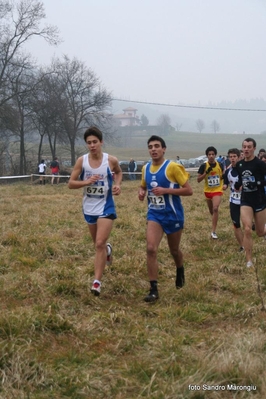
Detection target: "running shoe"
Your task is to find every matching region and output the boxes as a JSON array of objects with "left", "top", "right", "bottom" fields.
[
  {"left": 246, "top": 261, "right": 253, "bottom": 268},
  {"left": 176, "top": 266, "right": 185, "bottom": 289},
  {"left": 211, "top": 232, "right": 218, "bottom": 239},
  {"left": 106, "top": 243, "right": 112, "bottom": 266},
  {"left": 144, "top": 289, "right": 159, "bottom": 302},
  {"left": 91, "top": 282, "right": 101, "bottom": 296}
]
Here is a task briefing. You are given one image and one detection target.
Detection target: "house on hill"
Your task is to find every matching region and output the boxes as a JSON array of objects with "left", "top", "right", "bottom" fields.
[{"left": 113, "top": 107, "right": 140, "bottom": 127}]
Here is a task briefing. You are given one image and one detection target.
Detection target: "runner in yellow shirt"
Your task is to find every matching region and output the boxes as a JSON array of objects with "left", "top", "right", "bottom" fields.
[{"left": 197, "top": 146, "right": 224, "bottom": 239}]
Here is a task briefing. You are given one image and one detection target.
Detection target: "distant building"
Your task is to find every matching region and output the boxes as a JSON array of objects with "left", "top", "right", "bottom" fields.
[{"left": 113, "top": 107, "right": 140, "bottom": 127}]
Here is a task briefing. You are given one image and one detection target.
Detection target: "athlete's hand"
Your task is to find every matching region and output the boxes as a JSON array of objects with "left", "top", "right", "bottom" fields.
[
  {"left": 234, "top": 181, "right": 241, "bottom": 191},
  {"left": 151, "top": 187, "right": 165, "bottom": 196},
  {"left": 205, "top": 166, "right": 213, "bottom": 174},
  {"left": 112, "top": 185, "right": 121, "bottom": 196},
  {"left": 87, "top": 174, "right": 101, "bottom": 185},
  {"left": 138, "top": 187, "right": 146, "bottom": 201}
]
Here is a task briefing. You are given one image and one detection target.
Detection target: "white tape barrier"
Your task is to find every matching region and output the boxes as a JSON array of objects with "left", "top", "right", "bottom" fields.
[
  {"left": 0, "top": 168, "right": 197, "bottom": 180},
  {"left": 0, "top": 174, "right": 71, "bottom": 179},
  {"left": 31, "top": 174, "right": 71, "bottom": 178},
  {"left": 0, "top": 175, "right": 31, "bottom": 179}
]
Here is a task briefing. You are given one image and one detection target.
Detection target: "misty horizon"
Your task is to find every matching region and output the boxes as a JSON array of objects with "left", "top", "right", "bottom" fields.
[{"left": 25, "top": 0, "right": 266, "bottom": 108}]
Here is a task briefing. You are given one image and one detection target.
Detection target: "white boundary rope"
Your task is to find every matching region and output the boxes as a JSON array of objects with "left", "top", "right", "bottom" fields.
[{"left": 0, "top": 168, "right": 198, "bottom": 180}]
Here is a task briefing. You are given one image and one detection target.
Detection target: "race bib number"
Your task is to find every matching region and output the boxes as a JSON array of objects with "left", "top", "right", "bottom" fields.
[
  {"left": 207, "top": 175, "right": 220, "bottom": 187},
  {"left": 231, "top": 192, "right": 241, "bottom": 200},
  {"left": 86, "top": 181, "right": 105, "bottom": 198},
  {"left": 148, "top": 194, "right": 165, "bottom": 210}
]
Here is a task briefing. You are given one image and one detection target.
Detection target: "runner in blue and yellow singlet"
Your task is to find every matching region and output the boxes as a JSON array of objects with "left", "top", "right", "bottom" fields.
[{"left": 139, "top": 135, "right": 193, "bottom": 302}]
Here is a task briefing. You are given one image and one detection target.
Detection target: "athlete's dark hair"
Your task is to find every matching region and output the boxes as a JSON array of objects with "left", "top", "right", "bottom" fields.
[
  {"left": 84, "top": 126, "right": 103, "bottom": 142},
  {"left": 205, "top": 146, "right": 217, "bottom": 156},
  {"left": 147, "top": 135, "right": 166, "bottom": 148},
  {"left": 242, "top": 137, "right": 256, "bottom": 148},
  {"left": 227, "top": 148, "right": 240, "bottom": 157}
]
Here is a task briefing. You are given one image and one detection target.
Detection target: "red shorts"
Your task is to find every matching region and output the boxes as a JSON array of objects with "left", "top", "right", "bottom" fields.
[{"left": 204, "top": 192, "right": 223, "bottom": 199}]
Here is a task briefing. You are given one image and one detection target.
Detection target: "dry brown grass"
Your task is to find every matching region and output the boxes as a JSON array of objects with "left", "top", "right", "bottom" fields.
[{"left": 0, "top": 175, "right": 266, "bottom": 398}]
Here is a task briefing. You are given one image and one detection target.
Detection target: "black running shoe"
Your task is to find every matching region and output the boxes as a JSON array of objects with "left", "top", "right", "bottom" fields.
[
  {"left": 176, "top": 266, "right": 185, "bottom": 289},
  {"left": 144, "top": 289, "right": 159, "bottom": 302}
]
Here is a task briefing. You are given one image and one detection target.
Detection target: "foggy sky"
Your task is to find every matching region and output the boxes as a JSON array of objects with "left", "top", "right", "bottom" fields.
[{"left": 26, "top": 0, "right": 266, "bottom": 106}]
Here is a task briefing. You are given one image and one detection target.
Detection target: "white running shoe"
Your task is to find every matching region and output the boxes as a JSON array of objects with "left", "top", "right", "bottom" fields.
[
  {"left": 211, "top": 232, "right": 218, "bottom": 239},
  {"left": 91, "top": 282, "right": 101, "bottom": 296},
  {"left": 106, "top": 243, "right": 113, "bottom": 266},
  {"left": 246, "top": 261, "right": 253, "bottom": 268}
]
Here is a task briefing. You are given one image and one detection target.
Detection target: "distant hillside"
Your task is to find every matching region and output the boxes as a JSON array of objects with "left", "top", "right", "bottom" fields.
[
  {"left": 111, "top": 98, "right": 266, "bottom": 134},
  {"left": 104, "top": 130, "right": 266, "bottom": 161}
]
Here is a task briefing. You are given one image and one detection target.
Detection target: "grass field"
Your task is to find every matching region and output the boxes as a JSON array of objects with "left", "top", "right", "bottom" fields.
[
  {"left": 104, "top": 131, "right": 266, "bottom": 161},
  {"left": 1, "top": 176, "right": 266, "bottom": 398}
]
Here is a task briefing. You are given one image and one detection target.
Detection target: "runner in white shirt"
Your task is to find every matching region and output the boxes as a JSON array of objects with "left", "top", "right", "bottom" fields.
[
  {"left": 223, "top": 148, "right": 244, "bottom": 252},
  {"left": 68, "top": 126, "right": 122, "bottom": 296},
  {"left": 38, "top": 160, "right": 46, "bottom": 185}
]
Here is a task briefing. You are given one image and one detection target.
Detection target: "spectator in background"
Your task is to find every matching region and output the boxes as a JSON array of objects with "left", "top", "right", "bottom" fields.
[
  {"left": 128, "top": 158, "right": 137, "bottom": 180},
  {"left": 224, "top": 155, "right": 231, "bottom": 169},
  {"left": 258, "top": 148, "right": 266, "bottom": 159},
  {"left": 261, "top": 152, "right": 266, "bottom": 163},
  {"left": 216, "top": 154, "right": 226, "bottom": 172},
  {"left": 176, "top": 156, "right": 183, "bottom": 165},
  {"left": 38, "top": 160, "right": 46, "bottom": 185},
  {"left": 50, "top": 157, "right": 60, "bottom": 185}
]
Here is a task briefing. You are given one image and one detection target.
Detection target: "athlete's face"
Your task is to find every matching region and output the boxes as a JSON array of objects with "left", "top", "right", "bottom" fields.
[
  {"left": 229, "top": 153, "right": 239, "bottom": 167},
  {"left": 148, "top": 141, "right": 165, "bottom": 162},
  {"left": 242, "top": 140, "right": 255, "bottom": 160},
  {"left": 207, "top": 151, "right": 216, "bottom": 164},
  {"left": 86, "top": 135, "right": 103, "bottom": 154}
]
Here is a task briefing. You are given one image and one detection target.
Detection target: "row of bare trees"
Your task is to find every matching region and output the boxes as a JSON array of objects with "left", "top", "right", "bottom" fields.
[
  {"left": 0, "top": 0, "right": 113, "bottom": 175},
  {"left": 156, "top": 114, "right": 221, "bottom": 134},
  {"left": 196, "top": 119, "right": 220, "bottom": 133}
]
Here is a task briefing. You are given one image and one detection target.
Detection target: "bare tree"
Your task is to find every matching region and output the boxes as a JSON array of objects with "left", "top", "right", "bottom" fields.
[
  {"left": 1, "top": 68, "right": 38, "bottom": 174},
  {"left": 140, "top": 114, "right": 149, "bottom": 126},
  {"left": 52, "top": 56, "right": 112, "bottom": 165},
  {"left": 175, "top": 123, "right": 183, "bottom": 132},
  {"left": 30, "top": 71, "right": 66, "bottom": 161},
  {"left": 196, "top": 119, "right": 205, "bottom": 133},
  {"left": 0, "top": 0, "right": 60, "bottom": 106},
  {"left": 157, "top": 114, "right": 171, "bottom": 136},
  {"left": 210, "top": 119, "right": 220, "bottom": 134}
]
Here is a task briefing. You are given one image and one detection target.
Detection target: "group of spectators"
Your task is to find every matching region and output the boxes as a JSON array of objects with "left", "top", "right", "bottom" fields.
[{"left": 38, "top": 158, "right": 60, "bottom": 185}]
